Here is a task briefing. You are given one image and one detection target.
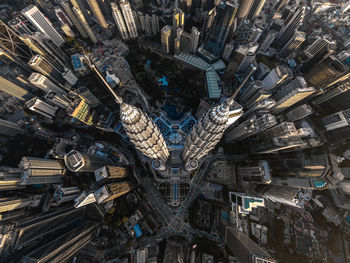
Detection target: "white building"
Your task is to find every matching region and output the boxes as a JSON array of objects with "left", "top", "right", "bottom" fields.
[{"left": 22, "top": 5, "right": 64, "bottom": 47}]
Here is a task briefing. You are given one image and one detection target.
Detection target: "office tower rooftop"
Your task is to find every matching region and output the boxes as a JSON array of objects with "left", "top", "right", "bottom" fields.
[
  {"left": 59, "top": 0, "right": 88, "bottom": 38},
  {"left": 71, "top": 6, "right": 97, "bottom": 44},
  {"left": 28, "top": 54, "right": 66, "bottom": 85},
  {"left": 199, "top": 0, "right": 239, "bottom": 62},
  {"left": 222, "top": 227, "right": 277, "bottom": 263},
  {"left": 225, "top": 113, "right": 277, "bottom": 142},
  {"left": 8, "top": 18, "right": 32, "bottom": 36},
  {"left": 120, "top": 0, "right": 138, "bottom": 39},
  {"left": 161, "top": 25, "right": 173, "bottom": 54},
  {"left": 261, "top": 64, "right": 293, "bottom": 90},
  {"left": 86, "top": 0, "right": 112, "bottom": 37},
  {"left": 263, "top": 185, "right": 312, "bottom": 208},
  {"left": 22, "top": 222, "right": 98, "bottom": 263},
  {"left": 111, "top": 2, "right": 129, "bottom": 40},
  {"left": 237, "top": 160, "right": 271, "bottom": 184},
  {"left": 64, "top": 150, "right": 113, "bottom": 172},
  {"left": 28, "top": 72, "right": 66, "bottom": 95},
  {"left": 94, "top": 181, "right": 134, "bottom": 203},
  {"left": 303, "top": 55, "right": 348, "bottom": 91},
  {"left": 22, "top": 5, "right": 65, "bottom": 47},
  {"left": 0, "top": 20, "right": 35, "bottom": 63},
  {"left": 322, "top": 108, "right": 350, "bottom": 131},
  {"left": 0, "top": 194, "right": 42, "bottom": 213},
  {"left": 285, "top": 104, "right": 314, "bottom": 121},
  {"left": 25, "top": 97, "right": 58, "bottom": 119},
  {"left": 229, "top": 192, "right": 265, "bottom": 215},
  {"left": 19, "top": 157, "right": 65, "bottom": 185},
  {"left": 0, "top": 66, "right": 34, "bottom": 101},
  {"left": 0, "top": 167, "right": 25, "bottom": 191},
  {"left": 94, "top": 166, "right": 128, "bottom": 181},
  {"left": 272, "top": 77, "right": 315, "bottom": 113}
]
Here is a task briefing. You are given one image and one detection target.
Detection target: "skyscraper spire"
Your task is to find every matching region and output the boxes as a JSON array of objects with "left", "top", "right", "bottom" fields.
[
  {"left": 182, "top": 65, "right": 256, "bottom": 168},
  {"left": 87, "top": 57, "right": 169, "bottom": 163}
]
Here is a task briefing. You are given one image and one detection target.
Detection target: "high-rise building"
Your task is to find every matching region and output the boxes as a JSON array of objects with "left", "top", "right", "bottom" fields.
[
  {"left": 120, "top": 103, "right": 170, "bottom": 164},
  {"left": 278, "top": 31, "right": 305, "bottom": 59},
  {"left": 22, "top": 222, "right": 98, "bottom": 263},
  {"left": 0, "top": 195, "right": 42, "bottom": 214},
  {"left": 272, "top": 77, "right": 315, "bottom": 113},
  {"left": 111, "top": 2, "right": 129, "bottom": 39},
  {"left": 273, "top": 4, "right": 306, "bottom": 48},
  {"left": 236, "top": 52, "right": 255, "bottom": 73},
  {"left": 222, "top": 43, "right": 234, "bottom": 61},
  {"left": 229, "top": 192, "right": 265, "bottom": 214},
  {"left": 25, "top": 97, "right": 58, "bottom": 119},
  {"left": 0, "top": 20, "right": 35, "bottom": 63},
  {"left": 54, "top": 6, "right": 73, "bottom": 27},
  {"left": 242, "top": 98, "right": 275, "bottom": 117},
  {"left": 59, "top": 0, "right": 88, "bottom": 38},
  {"left": 182, "top": 68, "right": 254, "bottom": 168},
  {"left": 0, "top": 167, "right": 25, "bottom": 191},
  {"left": 199, "top": 0, "right": 238, "bottom": 61},
  {"left": 223, "top": 45, "right": 252, "bottom": 79},
  {"left": 235, "top": 0, "right": 254, "bottom": 25},
  {"left": 304, "top": 35, "right": 335, "bottom": 59},
  {"left": 303, "top": 55, "right": 348, "bottom": 91},
  {"left": 72, "top": 6, "right": 97, "bottom": 43},
  {"left": 322, "top": 108, "right": 350, "bottom": 131},
  {"left": 233, "top": 21, "right": 262, "bottom": 47},
  {"left": 87, "top": 57, "right": 170, "bottom": 166},
  {"left": 313, "top": 81, "right": 350, "bottom": 105},
  {"left": 94, "top": 181, "right": 134, "bottom": 203},
  {"left": 20, "top": 33, "right": 67, "bottom": 70},
  {"left": 161, "top": 25, "right": 173, "bottom": 54},
  {"left": 263, "top": 185, "right": 311, "bottom": 208},
  {"left": 151, "top": 14, "right": 159, "bottom": 36},
  {"left": 144, "top": 14, "right": 153, "bottom": 36},
  {"left": 44, "top": 91, "right": 71, "bottom": 109},
  {"left": 22, "top": 5, "right": 65, "bottom": 47},
  {"left": 258, "top": 30, "right": 277, "bottom": 52},
  {"left": 266, "top": 155, "right": 329, "bottom": 189},
  {"left": 172, "top": 8, "right": 185, "bottom": 33},
  {"left": 19, "top": 157, "right": 65, "bottom": 185},
  {"left": 70, "top": 0, "right": 93, "bottom": 24},
  {"left": 251, "top": 134, "right": 305, "bottom": 154},
  {"left": 224, "top": 113, "right": 277, "bottom": 142},
  {"left": 62, "top": 69, "right": 78, "bottom": 85},
  {"left": 8, "top": 18, "right": 33, "bottom": 36},
  {"left": 28, "top": 54, "right": 66, "bottom": 85},
  {"left": 64, "top": 150, "right": 113, "bottom": 172},
  {"left": 94, "top": 165, "right": 128, "bottom": 181},
  {"left": 239, "top": 81, "right": 268, "bottom": 106},
  {"left": 28, "top": 72, "right": 66, "bottom": 95},
  {"left": 273, "top": 0, "right": 289, "bottom": 11},
  {"left": 237, "top": 160, "right": 271, "bottom": 184},
  {"left": 52, "top": 186, "right": 80, "bottom": 205},
  {"left": 179, "top": 31, "right": 192, "bottom": 53},
  {"left": 222, "top": 227, "right": 277, "bottom": 263},
  {"left": 61, "top": 24, "right": 76, "bottom": 38},
  {"left": 246, "top": 0, "right": 266, "bottom": 21},
  {"left": 285, "top": 104, "right": 314, "bottom": 121},
  {"left": 120, "top": 0, "right": 138, "bottom": 38},
  {"left": 261, "top": 64, "right": 293, "bottom": 90},
  {"left": 86, "top": 0, "right": 112, "bottom": 37},
  {"left": 0, "top": 66, "right": 34, "bottom": 100},
  {"left": 0, "top": 119, "right": 24, "bottom": 137},
  {"left": 5, "top": 207, "right": 85, "bottom": 252}
]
